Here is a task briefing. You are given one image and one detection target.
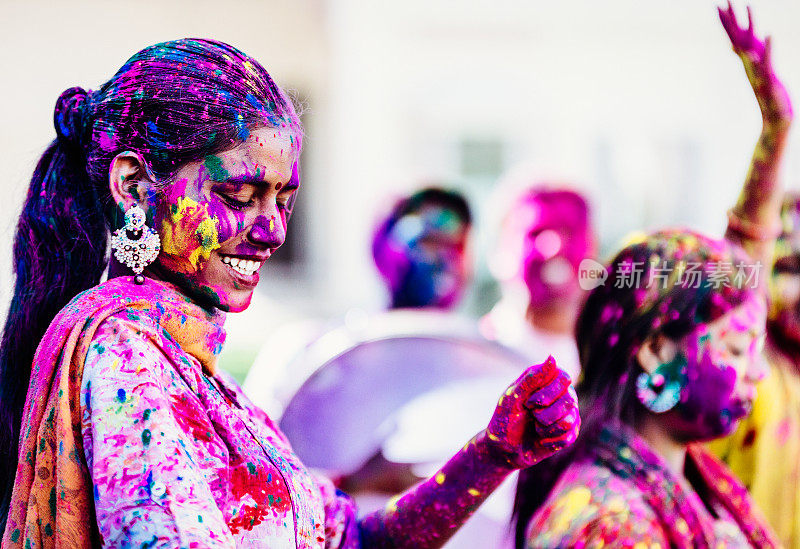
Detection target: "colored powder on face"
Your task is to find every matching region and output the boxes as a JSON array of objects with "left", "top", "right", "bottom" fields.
[
  {"left": 672, "top": 328, "right": 741, "bottom": 438},
  {"left": 203, "top": 155, "right": 230, "bottom": 182},
  {"left": 160, "top": 197, "right": 221, "bottom": 271}
]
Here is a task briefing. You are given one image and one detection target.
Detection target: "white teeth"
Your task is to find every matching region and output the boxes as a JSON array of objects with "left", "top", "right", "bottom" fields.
[{"left": 222, "top": 255, "right": 262, "bottom": 276}]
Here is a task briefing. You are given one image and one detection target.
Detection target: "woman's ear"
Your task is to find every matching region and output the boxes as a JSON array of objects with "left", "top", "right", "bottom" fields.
[
  {"left": 636, "top": 333, "right": 679, "bottom": 374},
  {"left": 108, "top": 152, "right": 157, "bottom": 218}
]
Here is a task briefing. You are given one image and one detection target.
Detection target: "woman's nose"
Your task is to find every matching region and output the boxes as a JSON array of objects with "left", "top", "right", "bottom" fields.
[
  {"left": 746, "top": 352, "right": 769, "bottom": 383},
  {"left": 248, "top": 212, "right": 285, "bottom": 249}
]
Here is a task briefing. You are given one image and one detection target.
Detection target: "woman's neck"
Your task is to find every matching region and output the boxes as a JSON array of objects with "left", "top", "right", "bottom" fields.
[{"left": 637, "top": 415, "right": 688, "bottom": 476}]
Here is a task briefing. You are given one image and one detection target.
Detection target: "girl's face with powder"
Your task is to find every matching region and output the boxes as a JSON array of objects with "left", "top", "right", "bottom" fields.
[
  {"left": 661, "top": 295, "right": 767, "bottom": 441},
  {"left": 151, "top": 126, "right": 298, "bottom": 312}
]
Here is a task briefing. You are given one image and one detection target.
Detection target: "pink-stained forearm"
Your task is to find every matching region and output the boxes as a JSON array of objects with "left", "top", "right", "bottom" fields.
[
  {"left": 356, "top": 358, "right": 579, "bottom": 548},
  {"left": 357, "top": 432, "right": 513, "bottom": 548}
]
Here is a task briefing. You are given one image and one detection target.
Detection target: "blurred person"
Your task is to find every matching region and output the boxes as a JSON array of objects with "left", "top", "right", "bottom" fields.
[
  {"left": 513, "top": 229, "right": 777, "bottom": 547},
  {"left": 514, "top": 4, "right": 792, "bottom": 547},
  {"left": 371, "top": 187, "right": 472, "bottom": 310},
  {"left": 0, "top": 38, "right": 581, "bottom": 548},
  {"left": 482, "top": 186, "right": 596, "bottom": 381},
  {"left": 318, "top": 187, "right": 475, "bottom": 497}
]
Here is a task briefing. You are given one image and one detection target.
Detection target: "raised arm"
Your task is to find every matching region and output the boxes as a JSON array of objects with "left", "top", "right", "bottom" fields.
[
  {"left": 721, "top": 2, "right": 794, "bottom": 272},
  {"left": 357, "top": 357, "right": 579, "bottom": 548}
]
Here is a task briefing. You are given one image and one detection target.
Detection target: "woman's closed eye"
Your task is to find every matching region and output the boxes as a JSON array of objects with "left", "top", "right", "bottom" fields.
[
  {"left": 220, "top": 194, "right": 254, "bottom": 209},
  {"left": 215, "top": 187, "right": 256, "bottom": 210},
  {"left": 728, "top": 346, "right": 746, "bottom": 358}
]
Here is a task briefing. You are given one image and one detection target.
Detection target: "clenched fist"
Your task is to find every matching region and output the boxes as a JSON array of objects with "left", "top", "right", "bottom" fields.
[{"left": 482, "top": 356, "right": 580, "bottom": 469}]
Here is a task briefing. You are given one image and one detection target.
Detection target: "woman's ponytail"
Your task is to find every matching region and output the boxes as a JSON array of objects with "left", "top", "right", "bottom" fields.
[{"left": 0, "top": 87, "right": 109, "bottom": 529}]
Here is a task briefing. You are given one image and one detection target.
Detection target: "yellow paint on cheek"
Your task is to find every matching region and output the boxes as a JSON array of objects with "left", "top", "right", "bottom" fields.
[
  {"left": 160, "top": 197, "right": 221, "bottom": 272},
  {"left": 269, "top": 217, "right": 275, "bottom": 232}
]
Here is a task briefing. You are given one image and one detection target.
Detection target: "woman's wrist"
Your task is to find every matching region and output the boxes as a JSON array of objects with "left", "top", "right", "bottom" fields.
[
  {"left": 739, "top": 55, "right": 793, "bottom": 125},
  {"left": 727, "top": 209, "right": 782, "bottom": 243},
  {"left": 473, "top": 429, "right": 527, "bottom": 472},
  {"left": 357, "top": 433, "right": 514, "bottom": 548}
]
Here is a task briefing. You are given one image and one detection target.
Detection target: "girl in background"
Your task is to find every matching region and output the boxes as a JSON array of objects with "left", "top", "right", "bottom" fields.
[{"left": 513, "top": 229, "right": 776, "bottom": 547}]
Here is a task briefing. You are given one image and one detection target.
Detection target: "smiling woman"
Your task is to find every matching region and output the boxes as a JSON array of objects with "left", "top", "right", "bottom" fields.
[{"left": 0, "top": 38, "right": 581, "bottom": 548}]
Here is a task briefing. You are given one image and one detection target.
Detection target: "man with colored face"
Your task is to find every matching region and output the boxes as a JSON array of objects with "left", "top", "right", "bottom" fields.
[
  {"left": 482, "top": 187, "right": 596, "bottom": 381},
  {"left": 372, "top": 188, "right": 472, "bottom": 310}
]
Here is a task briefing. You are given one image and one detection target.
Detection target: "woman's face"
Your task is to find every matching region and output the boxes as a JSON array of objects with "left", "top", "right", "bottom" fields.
[
  {"left": 150, "top": 126, "right": 298, "bottom": 312},
  {"left": 665, "top": 295, "right": 767, "bottom": 441}
]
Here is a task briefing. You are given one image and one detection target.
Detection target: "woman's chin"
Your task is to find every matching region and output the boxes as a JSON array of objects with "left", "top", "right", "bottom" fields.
[
  {"left": 216, "top": 289, "right": 253, "bottom": 313},
  {"left": 148, "top": 262, "right": 256, "bottom": 313},
  {"left": 225, "top": 294, "right": 254, "bottom": 313},
  {"left": 695, "top": 416, "right": 744, "bottom": 442}
]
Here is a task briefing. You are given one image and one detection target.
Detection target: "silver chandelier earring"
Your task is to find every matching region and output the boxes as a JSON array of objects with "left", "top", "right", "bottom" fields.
[{"left": 111, "top": 203, "right": 161, "bottom": 284}]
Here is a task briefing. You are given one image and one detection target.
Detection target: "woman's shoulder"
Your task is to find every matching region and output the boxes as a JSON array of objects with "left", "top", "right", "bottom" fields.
[
  {"left": 41, "top": 277, "right": 171, "bottom": 359},
  {"left": 84, "top": 307, "right": 162, "bottom": 357},
  {"left": 80, "top": 308, "right": 184, "bottom": 404},
  {"left": 526, "top": 458, "right": 668, "bottom": 548}
]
